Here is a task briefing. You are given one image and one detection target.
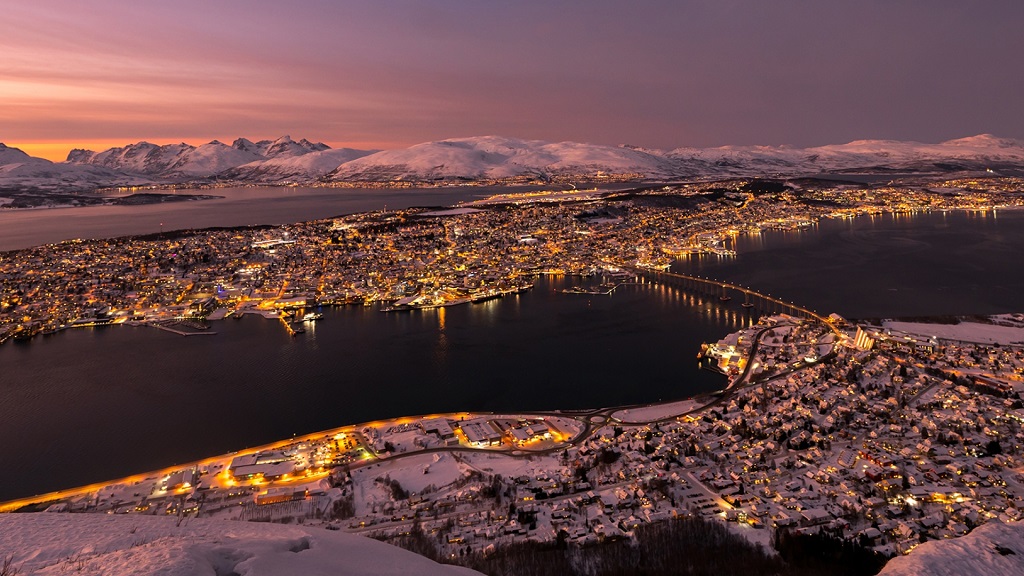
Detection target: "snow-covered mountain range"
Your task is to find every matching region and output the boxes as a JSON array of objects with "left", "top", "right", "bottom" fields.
[
  {"left": 3, "top": 134, "right": 1024, "bottom": 192},
  {"left": 0, "top": 144, "right": 154, "bottom": 192},
  {"left": 223, "top": 146, "right": 377, "bottom": 182},
  {"left": 65, "top": 136, "right": 334, "bottom": 180}
]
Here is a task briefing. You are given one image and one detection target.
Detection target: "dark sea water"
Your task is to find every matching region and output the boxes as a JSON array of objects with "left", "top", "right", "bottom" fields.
[
  {"left": 0, "top": 276, "right": 742, "bottom": 501},
  {"left": 2, "top": 207, "right": 1023, "bottom": 501},
  {"left": 676, "top": 209, "right": 1024, "bottom": 319}
]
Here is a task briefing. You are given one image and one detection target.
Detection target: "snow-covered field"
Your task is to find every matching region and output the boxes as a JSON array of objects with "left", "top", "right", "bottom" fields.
[
  {"left": 0, "top": 513, "right": 481, "bottom": 576},
  {"left": 611, "top": 399, "right": 702, "bottom": 423},
  {"left": 879, "top": 520, "right": 1024, "bottom": 576},
  {"left": 352, "top": 452, "right": 470, "bottom": 512},
  {"left": 884, "top": 321, "right": 1024, "bottom": 345}
]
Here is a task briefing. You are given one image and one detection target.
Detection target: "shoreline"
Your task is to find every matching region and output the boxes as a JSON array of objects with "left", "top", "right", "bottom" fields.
[
  {"left": 0, "top": 398, "right": 692, "bottom": 512},
  {"left": 0, "top": 309, "right": 839, "bottom": 512},
  {"left": 0, "top": 179, "right": 645, "bottom": 214},
  {"left": 0, "top": 191, "right": 223, "bottom": 211}
]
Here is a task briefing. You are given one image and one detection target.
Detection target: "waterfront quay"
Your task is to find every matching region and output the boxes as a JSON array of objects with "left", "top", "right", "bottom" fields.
[
  {"left": 2, "top": 176, "right": 1022, "bottom": 343},
  {"left": 0, "top": 409, "right": 584, "bottom": 515}
]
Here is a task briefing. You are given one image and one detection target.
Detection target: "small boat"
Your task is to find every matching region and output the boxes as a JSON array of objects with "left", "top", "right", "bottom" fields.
[{"left": 302, "top": 312, "right": 323, "bottom": 322}]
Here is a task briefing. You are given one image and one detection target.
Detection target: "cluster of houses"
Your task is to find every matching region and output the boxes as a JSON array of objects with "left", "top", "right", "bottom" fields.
[
  {"left": 338, "top": 318, "right": 1024, "bottom": 558},
  {"left": 11, "top": 178, "right": 1020, "bottom": 343},
  {"left": 23, "top": 311, "right": 1024, "bottom": 561}
]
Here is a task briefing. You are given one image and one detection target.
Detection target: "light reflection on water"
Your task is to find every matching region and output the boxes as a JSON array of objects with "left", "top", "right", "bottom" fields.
[
  {"left": 0, "top": 274, "right": 736, "bottom": 501},
  {"left": 2, "top": 210, "right": 1022, "bottom": 501},
  {"left": 678, "top": 210, "right": 1024, "bottom": 318}
]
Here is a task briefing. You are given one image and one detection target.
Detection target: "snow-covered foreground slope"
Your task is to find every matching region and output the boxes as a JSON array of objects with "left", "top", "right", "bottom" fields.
[
  {"left": 879, "top": 521, "right": 1024, "bottom": 576},
  {"left": 0, "top": 513, "right": 481, "bottom": 576}
]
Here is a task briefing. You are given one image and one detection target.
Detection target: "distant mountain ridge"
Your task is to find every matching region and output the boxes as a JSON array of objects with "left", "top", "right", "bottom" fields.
[
  {"left": 66, "top": 135, "right": 333, "bottom": 179},
  {"left": 3, "top": 133, "right": 1024, "bottom": 192}
]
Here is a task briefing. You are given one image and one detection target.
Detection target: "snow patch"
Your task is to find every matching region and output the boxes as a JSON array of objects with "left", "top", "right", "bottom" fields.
[
  {"left": 879, "top": 520, "right": 1024, "bottom": 576},
  {"left": 883, "top": 321, "right": 1024, "bottom": 345}
]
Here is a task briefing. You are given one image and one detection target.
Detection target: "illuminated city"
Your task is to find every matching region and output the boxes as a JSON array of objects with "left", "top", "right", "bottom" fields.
[{"left": 3, "top": 1, "right": 1024, "bottom": 575}]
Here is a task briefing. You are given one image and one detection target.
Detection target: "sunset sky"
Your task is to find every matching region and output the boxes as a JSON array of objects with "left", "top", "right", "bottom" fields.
[{"left": 4, "top": 1, "right": 1023, "bottom": 161}]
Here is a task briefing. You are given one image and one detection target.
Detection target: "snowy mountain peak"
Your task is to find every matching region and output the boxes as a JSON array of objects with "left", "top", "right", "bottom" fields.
[
  {"left": 298, "top": 137, "right": 331, "bottom": 152},
  {"left": 66, "top": 148, "right": 95, "bottom": 163},
  {"left": 64, "top": 136, "right": 336, "bottom": 178},
  {"left": 262, "top": 135, "right": 331, "bottom": 158},
  {"left": 0, "top": 143, "right": 42, "bottom": 165},
  {"left": 232, "top": 137, "right": 260, "bottom": 153},
  {"left": 942, "top": 134, "right": 1024, "bottom": 149}
]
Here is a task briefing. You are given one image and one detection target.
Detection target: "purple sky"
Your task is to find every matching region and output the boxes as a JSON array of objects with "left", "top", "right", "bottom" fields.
[{"left": 3, "top": 0, "right": 1023, "bottom": 159}]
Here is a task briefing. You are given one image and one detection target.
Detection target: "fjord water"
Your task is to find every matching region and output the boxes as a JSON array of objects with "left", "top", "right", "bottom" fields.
[
  {"left": 2, "top": 208, "right": 1023, "bottom": 501},
  {"left": 0, "top": 276, "right": 739, "bottom": 501},
  {"left": 0, "top": 186, "right": 489, "bottom": 251},
  {"left": 0, "top": 184, "right": 634, "bottom": 251},
  {"left": 677, "top": 209, "right": 1024, "bottom": 319}
]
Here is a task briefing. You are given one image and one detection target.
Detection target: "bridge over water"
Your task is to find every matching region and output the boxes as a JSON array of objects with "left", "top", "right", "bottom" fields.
[{"left": 626, "top": 266, "right": 834, "bottom": 327}]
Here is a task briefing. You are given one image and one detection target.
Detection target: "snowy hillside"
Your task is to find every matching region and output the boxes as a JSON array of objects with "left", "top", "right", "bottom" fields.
[
  {"left": 671, "top": 134, "right": 1024, "bottom": 176},
  {"left": 328, "top": 135, "right": 675, "bottom": 181},
  {"left": 879, "top": 520, "right": 1024, "bottom": 576},
  {"left": 331, "top": 134, "right": 1024, "bottom": 182},
  {"left": 0, "top": 513, "right": 481, "bottom": 576},
  {"left": 164, "top": 141, "right": 263, "bottom": 178},
  {"left": 226, "top": 147, "right": 376, "bottom": 182},
  {"left": 0, "top": 143, "right": 152, "bottom": 192},
  {"left": 0, "top": 143, "right": 49, "bottom": 167}
]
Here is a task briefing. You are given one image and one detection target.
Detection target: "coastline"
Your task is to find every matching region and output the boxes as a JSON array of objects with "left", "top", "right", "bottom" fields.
[{"left": 0, "top": 389, "right": 734, "bottom": 512}]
